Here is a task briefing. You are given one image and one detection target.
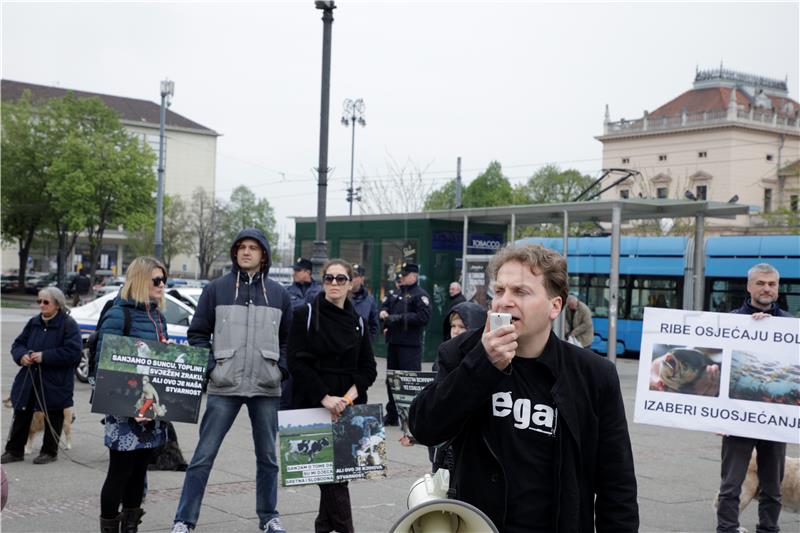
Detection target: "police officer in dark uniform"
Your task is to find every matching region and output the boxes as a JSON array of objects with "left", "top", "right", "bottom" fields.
[
  {"left": 286, "top": 257, "right": 322, "bottom": 311},
  {"left": 350, "top": 264, "right": 380, "bottom": 341},
  {"left": 379, "top": 262, "right": 431, "bottom": 426}
]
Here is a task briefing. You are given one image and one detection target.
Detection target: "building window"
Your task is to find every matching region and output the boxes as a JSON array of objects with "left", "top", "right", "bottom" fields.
[
  {"left": 621, "top": 157, "right": 630, "bottom": 164},
  {"left": 766, "top": 154, "right": 774, "bottom": 161},
  {"left": 698, "top": 151, "right": 707, "bottom": 158},
  {"left": 658, "top": 154, "right": 667, "bottom": 161},
  {"left": 790, "top": 195, "right": 798, "bottom": 212},
  {"left": 656, "top": 187, "right": 668, "bottom": 199},
  {"left": 763, "top": 189, "right": 772, "bottom": 213},
  {"left": 620, "top": 189, "right": 630, "bottom": 199},
  {"left": 696, "top": 185, "right": 708, "bottom": 200}
]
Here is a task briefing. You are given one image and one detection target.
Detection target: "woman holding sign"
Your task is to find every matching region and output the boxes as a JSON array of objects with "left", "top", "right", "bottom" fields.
[
  {"left": 288, "top": 259, "right": 377, "bottom": 533},
  {"left": 97, "top": 256, "right": 169, "bottom": 533}
]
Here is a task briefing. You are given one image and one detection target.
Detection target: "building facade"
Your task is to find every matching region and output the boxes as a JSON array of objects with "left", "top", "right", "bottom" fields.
[
  {"left": 1, "top": 80, "right": 219, "bottom": 277},
  {"left": 597, "top": 67, "right": 800, "bottom": 234}
]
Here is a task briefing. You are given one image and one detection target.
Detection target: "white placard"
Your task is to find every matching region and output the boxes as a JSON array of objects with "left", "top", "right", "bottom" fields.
[{"left": 634, "top": 307, "right": 800, "bottom": 444}]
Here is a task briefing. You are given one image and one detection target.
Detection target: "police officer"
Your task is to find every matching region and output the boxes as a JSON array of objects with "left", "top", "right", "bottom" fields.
[
  {"left": 379, "top": 262, "right": 431, "bottom": 426},
  {"left": 350, "top": 264, "right": 380, "bottom": 341},
  {"left": 286, "top": 257, "right": 322, "bottom": 311}
]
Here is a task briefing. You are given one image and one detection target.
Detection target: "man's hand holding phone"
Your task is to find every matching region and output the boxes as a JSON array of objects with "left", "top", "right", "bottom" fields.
[{"left": 482, "top": 313, "right": 517, "bottom": 371}]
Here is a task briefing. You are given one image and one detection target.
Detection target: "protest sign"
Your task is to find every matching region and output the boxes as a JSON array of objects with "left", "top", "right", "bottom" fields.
[
  {"left": 634, "top": 308, "right": 800, "bottom": 443},
  {"left": 91, "top": 334, "right": 208, "bottom": 423},
  {"left": 386, "top": 370, "right": 435, "bottom": 438},
  {"left": 278, "top": 404, "right": 386, "bottom": 487}
]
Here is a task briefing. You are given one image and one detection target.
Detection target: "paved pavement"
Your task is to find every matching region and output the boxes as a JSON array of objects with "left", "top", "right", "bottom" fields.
[{"left": 1, "top": 305, "right": 798, "bottom": 532}]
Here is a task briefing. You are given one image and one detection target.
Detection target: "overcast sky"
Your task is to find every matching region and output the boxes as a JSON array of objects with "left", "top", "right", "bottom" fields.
[{"left": 3, "top": 1, "right": 798, "bottom": 248}]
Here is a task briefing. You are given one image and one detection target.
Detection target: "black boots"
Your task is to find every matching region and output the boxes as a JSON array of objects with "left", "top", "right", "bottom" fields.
[
  {"left": 120, "top": 508, "right": 145, "bottom": 533},
  {"left": 100, "top": 516, "right": 120, "bottom": 533}
]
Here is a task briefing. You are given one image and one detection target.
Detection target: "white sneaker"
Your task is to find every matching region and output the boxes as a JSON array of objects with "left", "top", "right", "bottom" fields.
[
  {"left": 171, "top": 522, "right": 191, "bottom": 533},
  {"left": 263, "top": 517, "right": 286, "bottom": 533}
]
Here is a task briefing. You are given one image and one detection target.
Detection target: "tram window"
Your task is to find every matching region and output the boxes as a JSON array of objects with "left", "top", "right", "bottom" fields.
[
  {"left": 585, "top": 275, "right": 627, "bottom": 318},
  {"left": 630, "top": 278, "right": 679, "bottom": 319},
  {"left": 708, "top": 279, "right": 745, "bottom": 313}
]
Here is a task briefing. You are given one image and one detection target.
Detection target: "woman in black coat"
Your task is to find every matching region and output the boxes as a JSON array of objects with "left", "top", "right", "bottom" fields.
[
  {"left": 288, "top": 259, "right": 377, "bottom": 533},
  {"left": 2, "top": 286, "right": 82, "bottom": 465}
]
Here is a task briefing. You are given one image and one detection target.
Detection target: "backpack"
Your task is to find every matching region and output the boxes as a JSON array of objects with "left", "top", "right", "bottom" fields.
[{"left": 87, "top": 299, "right": 131, "bottom": 380}]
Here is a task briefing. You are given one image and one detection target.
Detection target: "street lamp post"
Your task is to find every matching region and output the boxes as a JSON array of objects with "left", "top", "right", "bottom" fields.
[
  {"left": 341, "top": 98, "right": 365, "bottom": 215},
  {"left": 312, "top": 1, "right": 336, "bottom": 278},
  {"left": 154, "top": 78, "right": 174, "bottom": 261}
]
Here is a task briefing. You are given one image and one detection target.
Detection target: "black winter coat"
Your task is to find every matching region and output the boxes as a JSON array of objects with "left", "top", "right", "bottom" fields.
[
  {"left": 288, "top": 293, "right": 377, "bottom": 409},
  {"left": 409, "top": 328, "right": 639, "bottom": 532},
  {"left": 10, "top": 310, "right": 82, "bottom": 411}
]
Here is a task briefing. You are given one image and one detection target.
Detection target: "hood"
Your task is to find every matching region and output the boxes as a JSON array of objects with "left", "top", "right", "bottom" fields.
[
  {"left": 230, "top": 228, "right": 272, "bottom": 274},
  {"left": 442, "top": 301, "right": 488, "bottom": 340}
]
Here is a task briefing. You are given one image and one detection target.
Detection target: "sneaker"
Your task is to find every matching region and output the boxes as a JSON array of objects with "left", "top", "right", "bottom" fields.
[
  {"left": 171, "top": 522, "right": 191, "bottom": 533},
  {"left": 263, "top": 517, "right": 286, "bottom": 533},
  {"left": 32, "top": 453, "right": 57, "bottom": 464},
  {"left": 1, "top": 452, "right": 23, "bottom": 464}
]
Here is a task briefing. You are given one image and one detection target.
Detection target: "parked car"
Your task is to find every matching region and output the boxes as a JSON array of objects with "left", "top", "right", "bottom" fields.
[
  {"left": 69, "top": 289, "right": 195, "bottom": 382},
  {"left": 1, "top": 274, "right": 38, "bottom": 293},
  {"left": 94, "top": 276, "right": 126, "bottom": 296}
]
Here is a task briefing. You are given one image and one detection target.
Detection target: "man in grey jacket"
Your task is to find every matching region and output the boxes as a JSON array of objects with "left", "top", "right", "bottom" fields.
[
  {"left": 172, "top": 228, "right": 292, "bottom": 533},
  {"left": 565, "top": 294, "right": 594, "bottom": 349}
]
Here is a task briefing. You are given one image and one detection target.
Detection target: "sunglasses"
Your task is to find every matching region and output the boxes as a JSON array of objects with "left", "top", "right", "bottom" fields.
[
  {"left": 36, "top": 299, "right": 52, "bottom": 305},
  {"left": 323, "top": 274, "right": 350, "bottom": 285},
  {"left": 152, "top": 276, "right": 167, "bottom": 287}
]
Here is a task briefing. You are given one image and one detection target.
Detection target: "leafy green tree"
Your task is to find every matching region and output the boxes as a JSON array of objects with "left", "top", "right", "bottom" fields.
[
  {"left": 423, "top": 161, "right": 515, "bottom": 211},
  {"left": 41, "top": 94, "right": 156, "bottom": 286},
  {"left": 463, "top": 161, "right": 515, "bottom": 207},
  {"left": 127, "top": 195, "right": 194, "bottom": 271},
  {"left": 1, "top": 93, "right": 49, "bottom": 289},
  {"left": 514, "top": 165, "right": 598, "bottom": 238},
  {"left": 223, "top": 185, "right": 278, "bottom": 246}
]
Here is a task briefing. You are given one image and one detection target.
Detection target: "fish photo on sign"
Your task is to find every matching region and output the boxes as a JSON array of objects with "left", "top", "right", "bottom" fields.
[
  {"left": 730, "top": 350, "right": 800, "bottom": 406},
  {"left": 649, "top": 344, "right": 723, "bottom": 397}
]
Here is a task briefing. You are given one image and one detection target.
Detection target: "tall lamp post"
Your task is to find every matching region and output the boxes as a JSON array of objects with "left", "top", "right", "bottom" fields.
[
  {"left": 154, "top": 78, "right": 174, "bottom": 261},
  {"left": 341, "top": 98, "right": 365, "bottom": 215},
  {"left": 311, "top": 1, "right": 335, "bottom": 278}
]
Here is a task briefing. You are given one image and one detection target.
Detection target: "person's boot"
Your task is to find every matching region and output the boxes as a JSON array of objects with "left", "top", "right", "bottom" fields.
[
  {"left": 99, "top": 515, "right": 120, "bottom": 533},
  {"left": 120, "top": 507, "right": 145, "bottom": 533}
]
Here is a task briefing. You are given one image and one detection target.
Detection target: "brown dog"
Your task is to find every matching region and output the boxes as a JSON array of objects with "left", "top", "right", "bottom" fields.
[
  {"left": 715, "top": 451, "right": 800, "bottom": 517},
  {"left": 24, "top": 408, "right": 73, "bottom": 455}
]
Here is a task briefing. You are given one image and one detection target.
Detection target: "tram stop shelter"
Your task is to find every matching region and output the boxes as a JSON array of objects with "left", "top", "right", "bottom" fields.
[{"left": 295, "top": 199, "right": 748, "bottom": 363}]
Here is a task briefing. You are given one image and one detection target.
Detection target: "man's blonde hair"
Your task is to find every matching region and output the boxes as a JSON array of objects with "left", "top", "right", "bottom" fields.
[
  {"left": 488, "top": 244, "right": 569, "bottom": 305},
  {"left": 120, "top": 256, "right": 166, "bottom": 309}
]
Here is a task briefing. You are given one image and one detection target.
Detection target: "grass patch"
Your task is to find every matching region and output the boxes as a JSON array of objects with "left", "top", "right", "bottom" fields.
[{"left": 0, "top": 299, "right": 35, "bottom": 309}]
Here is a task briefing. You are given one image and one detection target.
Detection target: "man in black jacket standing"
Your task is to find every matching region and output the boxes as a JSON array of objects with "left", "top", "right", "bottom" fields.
[
  {"left": 716, "top": 262, "right": 791, "bottom": 533},
  {"left": 409, "top": 244, "right": 638, "bottom": 532},
  {"left": 380, "top": 262, "right": 431, "bottom": 426}
]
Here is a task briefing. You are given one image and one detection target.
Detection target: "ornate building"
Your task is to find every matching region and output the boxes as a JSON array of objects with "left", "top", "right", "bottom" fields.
[{"left": 597, "top": 67, "right": 799, "bottom": 234}]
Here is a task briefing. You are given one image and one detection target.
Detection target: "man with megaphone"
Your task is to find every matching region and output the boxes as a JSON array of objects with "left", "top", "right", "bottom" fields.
[{"left": 409, "top": 244, "right": 639, "bottom": 532}]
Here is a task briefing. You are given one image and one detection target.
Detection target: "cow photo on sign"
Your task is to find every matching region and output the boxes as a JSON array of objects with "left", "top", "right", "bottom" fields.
[
  {"left": 278, "top": 404, "right": 386, "bottom": 487},
  {"left": 91, "top": 334, "right": 208, "bottom": 423}
]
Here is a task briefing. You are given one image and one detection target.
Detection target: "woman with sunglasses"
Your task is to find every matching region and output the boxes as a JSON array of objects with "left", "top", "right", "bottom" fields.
[
  {"left": 97, "top": 256, "right": 170, "bottom": 533},
  {"left": 288, "top": 259, "right": 377, "bottom": 533},
  {"left": 2, "top": 287, "right": 82, "bottom": 466}
]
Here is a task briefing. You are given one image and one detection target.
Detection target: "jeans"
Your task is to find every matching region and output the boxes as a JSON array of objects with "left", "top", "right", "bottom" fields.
[
  {"left": 174, "top": 395, "right": 280, "bottom": 529},
  {"left": 716, "top": 436, "right": 786, "bottom": 533}
]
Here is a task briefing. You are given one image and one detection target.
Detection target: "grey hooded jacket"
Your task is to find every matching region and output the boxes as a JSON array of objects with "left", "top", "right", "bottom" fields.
[{"left": 188, "top": 228, "right": 293, "bottom": 397}]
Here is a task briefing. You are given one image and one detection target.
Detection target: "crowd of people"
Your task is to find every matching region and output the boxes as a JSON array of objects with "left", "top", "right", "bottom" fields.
[{"left": 2, "top": 229, "right": 795, "bottom": 533}]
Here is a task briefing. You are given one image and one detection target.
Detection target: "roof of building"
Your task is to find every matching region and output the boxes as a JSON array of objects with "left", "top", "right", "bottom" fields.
[
  {"left": 649, "top": 86, "right": 799, "bottom": 119},
  {"left": 1, "top": 79, "right": 218, "bottom": 136}
]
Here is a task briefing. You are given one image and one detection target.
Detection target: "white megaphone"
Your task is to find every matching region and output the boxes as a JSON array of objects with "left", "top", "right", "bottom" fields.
[{"left": 390, "top": 469, "right": 498, "bottom": 533}]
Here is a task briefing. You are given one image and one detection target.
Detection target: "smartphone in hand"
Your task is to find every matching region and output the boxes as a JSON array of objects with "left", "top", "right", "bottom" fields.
[{"left": 489, "top": 312, "right": 512, "bottom": 331}]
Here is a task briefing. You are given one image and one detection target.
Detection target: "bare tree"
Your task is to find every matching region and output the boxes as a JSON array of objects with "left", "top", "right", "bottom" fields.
[
  {"left": 191, "top": 188, "right": 227, "bottom": 279},
  {"left": 359, "top": 154, "right": 436, "bottom": 214}
]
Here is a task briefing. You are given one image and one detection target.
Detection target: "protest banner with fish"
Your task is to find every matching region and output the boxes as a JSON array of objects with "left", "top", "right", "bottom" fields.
[{"left": 634, "top": 308, "right": 800, "bottom": 444}]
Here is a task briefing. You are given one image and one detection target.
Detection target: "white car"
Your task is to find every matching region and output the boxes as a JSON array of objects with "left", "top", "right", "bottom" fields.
[
  {"left": 70, "top": 290, "right": 195, "bottom": 382},
  {"left": 167, "top": 287, "right": 204, "bottom": 310},
  {"left": 94, "top": 276, "right": 126, "bottom": 296}
]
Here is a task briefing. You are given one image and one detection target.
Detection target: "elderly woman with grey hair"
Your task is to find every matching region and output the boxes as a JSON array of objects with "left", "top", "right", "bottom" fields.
[{"left": 1, "top": 286, "right": 82, "bottom": 465}]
